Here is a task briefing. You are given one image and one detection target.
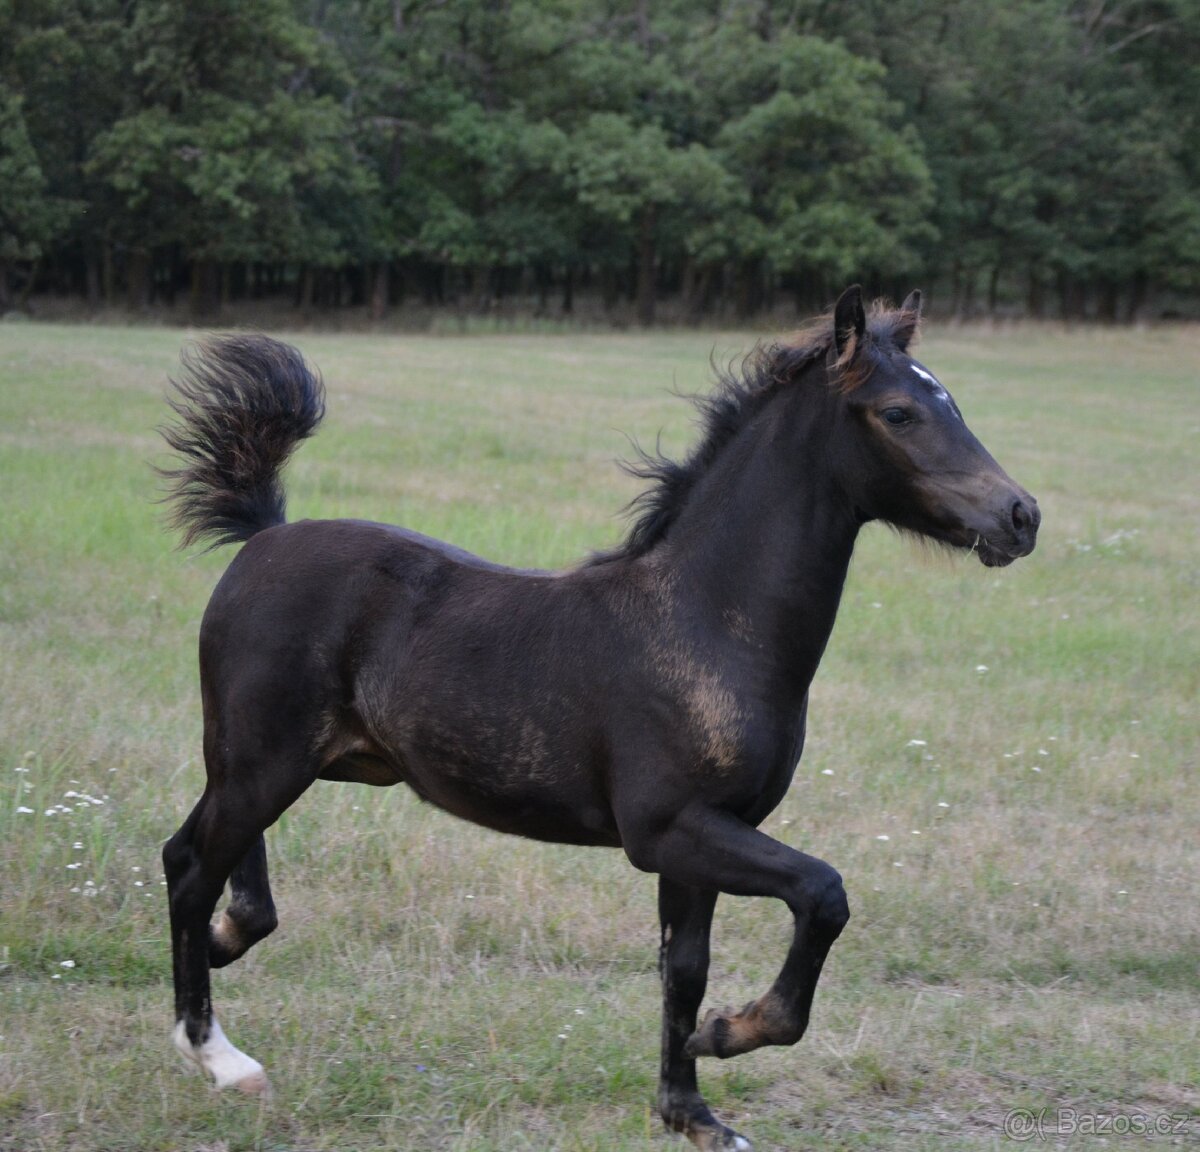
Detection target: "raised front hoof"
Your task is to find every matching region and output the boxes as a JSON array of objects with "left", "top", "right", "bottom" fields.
[
  {"left": 684, "top": 1005, "right": 747, "bottom": 1059},
  {"left": 684, "top": 1000, "right": 799, "bottom": 1060}
]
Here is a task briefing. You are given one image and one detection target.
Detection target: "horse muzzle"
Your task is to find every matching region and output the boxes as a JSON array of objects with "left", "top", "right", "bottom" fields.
[{"left": 974, "top": 491, "right": 1040, "bottom": 567}]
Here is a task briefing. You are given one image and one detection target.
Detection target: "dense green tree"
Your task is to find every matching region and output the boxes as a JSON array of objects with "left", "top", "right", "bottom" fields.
[
  {"left": 0, "top": 0, "right": 1196, "bottom": 319},
  {"left": 0, "top": 84, "right": 74, "bottom": 306},
  {"left": 85, "top": 0, "right": 375, "bottom": 311}
]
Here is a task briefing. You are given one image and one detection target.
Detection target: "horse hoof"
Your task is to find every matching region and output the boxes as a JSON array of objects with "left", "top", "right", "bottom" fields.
[
  {"left": 172, "top": 1018, "right": 270, "bottom": 1096},
  {"left": 683, "top": 1123, "right": 753, "bottom": 1151},
  {"left": 683, "top": 1006, "right": 730, "bottom": 1059},
  {"left": 231, "top": 1069, "right": 272, "bottom": 1097}
]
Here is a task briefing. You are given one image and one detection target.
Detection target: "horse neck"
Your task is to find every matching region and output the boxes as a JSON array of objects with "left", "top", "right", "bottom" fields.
[{"left": 653, "top": 382, "right": 860, "bottom": 694}]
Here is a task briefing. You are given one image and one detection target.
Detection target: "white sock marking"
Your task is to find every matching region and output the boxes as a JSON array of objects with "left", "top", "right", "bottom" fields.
[{"left": 173, "top": 1017, "right": 266, "bottom": 1090}]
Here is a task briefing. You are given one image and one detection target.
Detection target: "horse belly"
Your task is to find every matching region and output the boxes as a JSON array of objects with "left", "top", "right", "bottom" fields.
[
  {"left": 409, "top": 754, "right": 620, "bottom": 846},
  {"left": 379, "top": 710, "right": 620, "bottom": 847}
]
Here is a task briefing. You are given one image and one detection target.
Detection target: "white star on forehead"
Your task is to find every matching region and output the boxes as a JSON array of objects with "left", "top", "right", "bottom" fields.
[
  {"left": 910, "top": 362, "right": 962, "bottom": 415},
  {"left": 910, "top": 363, "right": 944, "bottom": 392}
]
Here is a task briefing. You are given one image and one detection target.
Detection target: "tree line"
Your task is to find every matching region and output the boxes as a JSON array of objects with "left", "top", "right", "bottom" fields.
[{"left": 2, "top": 0, "right": 1197, "bottom": 322}]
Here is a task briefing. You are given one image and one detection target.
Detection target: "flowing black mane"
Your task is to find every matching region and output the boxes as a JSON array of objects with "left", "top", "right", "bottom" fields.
[{"left": 597, "top": 300, "right": 921, "bottom": 563}]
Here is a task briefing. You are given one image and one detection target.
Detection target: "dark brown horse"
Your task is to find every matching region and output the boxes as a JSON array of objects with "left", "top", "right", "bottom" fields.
[{"left": 160, "top": 287, "right": 1038, "bottom": 1150}]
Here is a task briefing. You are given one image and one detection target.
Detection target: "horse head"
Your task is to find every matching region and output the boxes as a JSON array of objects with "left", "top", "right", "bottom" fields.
[{"left": 829, "top": 285, "right": 1040, "bottom": 567}]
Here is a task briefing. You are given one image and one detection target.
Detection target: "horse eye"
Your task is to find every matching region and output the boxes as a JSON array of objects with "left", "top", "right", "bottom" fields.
[{"left": 881, "top": 408, "right": 911, "bottom": 426}]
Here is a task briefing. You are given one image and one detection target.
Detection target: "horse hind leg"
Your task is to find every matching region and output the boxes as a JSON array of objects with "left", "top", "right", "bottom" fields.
[
  {"left": 164, "top": 789, "right": 271, "bottom": 1093},
  {"left": 164, "top": 760, "right": 310, "bottom": 1095},
  {"left": 209, "top": 835, "right": 277, "bottom": 969}
]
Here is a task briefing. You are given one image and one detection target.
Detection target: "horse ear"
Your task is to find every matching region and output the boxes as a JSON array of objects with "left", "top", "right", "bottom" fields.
[
  {"left": 833, "top": 285, "right": 866, "bottom": 362},
  {"left": 894, "top": 289, "right": 923, "bottom": 351}
]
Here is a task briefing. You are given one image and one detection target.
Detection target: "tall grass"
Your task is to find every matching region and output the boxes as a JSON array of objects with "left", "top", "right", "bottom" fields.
[{"left": 1, "top": 321, "right": 1196, "bottom": 1150}]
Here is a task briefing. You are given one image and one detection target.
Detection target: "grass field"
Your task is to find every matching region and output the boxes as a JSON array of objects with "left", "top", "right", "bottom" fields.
[{"left": 1, "top": 318, "right": 1197, "bottom": 1152}]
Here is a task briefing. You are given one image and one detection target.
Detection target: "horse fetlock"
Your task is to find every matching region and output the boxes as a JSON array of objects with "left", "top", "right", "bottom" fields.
[{"left": 209, "top": 902, "right": 277, "bottom": 966}]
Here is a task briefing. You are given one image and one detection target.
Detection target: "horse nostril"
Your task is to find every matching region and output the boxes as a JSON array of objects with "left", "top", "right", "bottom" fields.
[{"left": 1011, "top": 499, "right": 1032, "bottom": 534}]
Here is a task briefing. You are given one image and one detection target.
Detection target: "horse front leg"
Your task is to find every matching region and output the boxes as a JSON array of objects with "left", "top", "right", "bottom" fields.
[
  {"left": 626, "top": 805, "right": 849, "bottom": 1067},
  {"left": 657, "top": 879, "right": 750, "bottom": 1151}
]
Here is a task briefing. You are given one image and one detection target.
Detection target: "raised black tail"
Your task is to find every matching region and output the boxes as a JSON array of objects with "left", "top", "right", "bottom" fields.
[{"left": 159, "top": 335, "right": 325, "bottom": 550}]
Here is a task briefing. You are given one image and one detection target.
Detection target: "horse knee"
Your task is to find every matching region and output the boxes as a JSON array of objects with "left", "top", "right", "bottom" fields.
[
  {"left": 795, "top": 863, "right": 849, "bottom": 935},
  {"left": 815, "top": 867, "right": 850, "bottom": 934}
]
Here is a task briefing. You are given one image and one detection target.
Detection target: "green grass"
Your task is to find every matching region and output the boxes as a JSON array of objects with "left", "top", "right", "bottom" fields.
[{"left": 1, "top": 320, "right": 1197, "bottom": 1151}]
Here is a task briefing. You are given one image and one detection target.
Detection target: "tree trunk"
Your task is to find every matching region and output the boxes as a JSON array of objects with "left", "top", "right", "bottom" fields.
[
  {"left": 470, "top": 265, "right": 492, "bottom": 313},
  {"left": 735, "top": 259, "right": 763, "bottom": 319},
  {"left": 128, "top": 249, "right": 152, "bottom": 311},
  {"left": 190, "top": 259, "right": 219, "bottom": 317},
  {"left": 1126, "top": 271, "right": 1148, "bottom": 322},
  {"left": 961, "top": 269, "right": 976, "bottom": 318},
  {"left": 680, "top": 258, "right": 696, "bottom": 318},
  {"left": 161, "top": 246, "right": 178, "bottom": 306},
  {"left": 1097, "top": 280, "right": 1119, "bottom": 323},
  {"left": 85, "top": 249, "right": 101, "bottom": 308},
  {"left": 689, "top": 265, "right": 713, "bottom": 322},
  {"left": 102, "top": 242, "right": 114, "bottom": 304},
  {"left": 636, "top": 205, "right": 657, "bottom": 326},
  {"left": 16, "top": 258, "right": 40, "bottom": 310},
  {"left": 1058, "top": 272, "right": 1085, "bottom": 320},
  {"left": 1026, "top": 267, "right": 1043, "bottom": 317},
  {"left": 369, "top": 261, "right": 389, "bottom": 320},
  {"left": 561, "top": 266, "right": 574, "bottom": 314},
  {"left": 298, "top": 265, "right": 315, "bottom": 310},
  {"left": 601, "top": 266, "right": 620, "bottom": 315}
]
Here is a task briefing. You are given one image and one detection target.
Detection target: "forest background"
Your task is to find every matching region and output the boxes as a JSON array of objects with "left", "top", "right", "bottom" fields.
[{"left": 2, "top": 0, "right": 1199, "bottom": 324}]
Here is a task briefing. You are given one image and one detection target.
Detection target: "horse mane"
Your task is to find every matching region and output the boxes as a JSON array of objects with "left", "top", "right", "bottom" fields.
[{"left": 592, "top": 299, "right": 920, "bottom": 564}]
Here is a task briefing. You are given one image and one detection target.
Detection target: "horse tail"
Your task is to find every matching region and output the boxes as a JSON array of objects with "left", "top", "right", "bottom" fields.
[{"left": 159, "top": 335, "right": 325, "bottom": 550}]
